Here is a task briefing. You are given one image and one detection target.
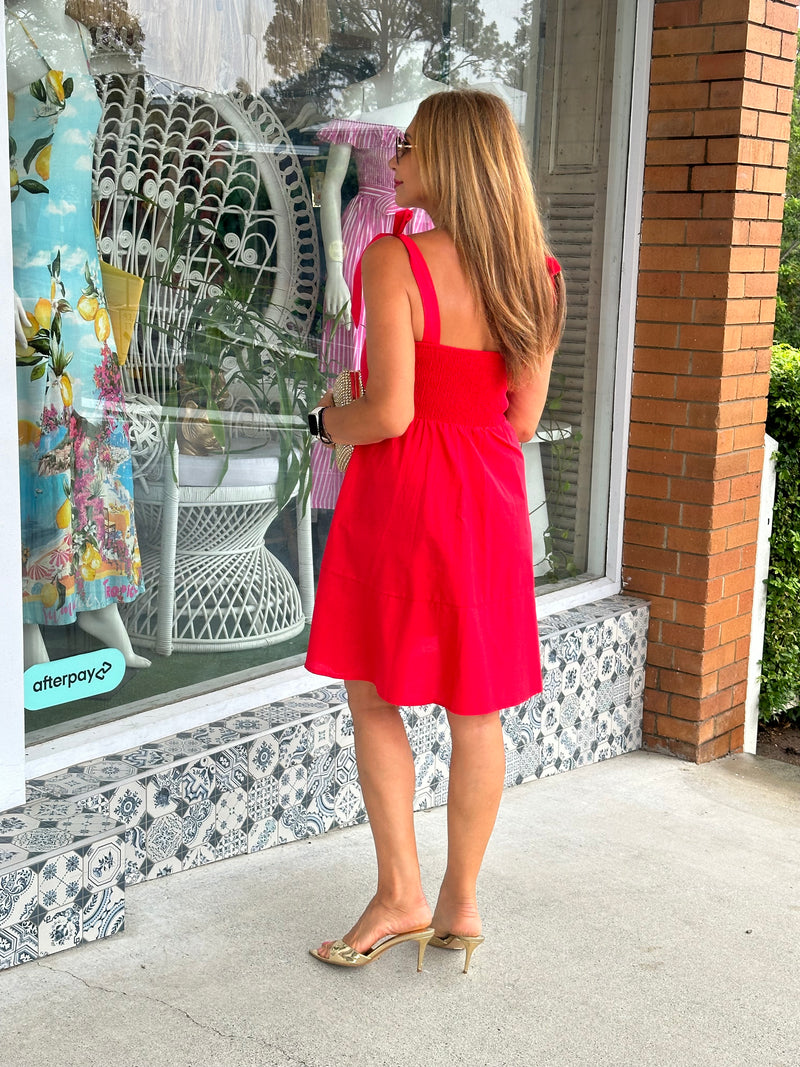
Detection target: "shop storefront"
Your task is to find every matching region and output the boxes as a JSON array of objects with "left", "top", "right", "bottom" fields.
[{"left": 0, "top": 0, "right": 793, "bottom": 969}]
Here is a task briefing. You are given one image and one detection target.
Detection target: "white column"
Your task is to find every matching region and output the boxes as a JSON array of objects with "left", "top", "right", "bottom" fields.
[
  {"left": 744, "top": 434, "right": 779, "bottom": 754},
  {"left": 0, "top": 16, "right": 28, "bottom": 811}
]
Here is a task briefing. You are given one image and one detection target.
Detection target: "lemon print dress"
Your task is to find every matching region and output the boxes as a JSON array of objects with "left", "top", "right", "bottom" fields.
[{"left": 9, "top": 21, "right": 143, "bottom": 625}]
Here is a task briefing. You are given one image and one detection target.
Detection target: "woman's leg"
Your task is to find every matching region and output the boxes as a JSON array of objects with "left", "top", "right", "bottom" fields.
[
  {"left": 432, "top": 710, "right": 506, "bottom": 938},
  {"left": 315, "top": 680, "right": 431, "bottom": 956}
]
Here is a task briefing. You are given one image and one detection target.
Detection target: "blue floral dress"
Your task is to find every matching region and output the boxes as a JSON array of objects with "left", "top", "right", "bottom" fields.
[{"left": 9, "top": 20, "right": 143, "bottom": 625}]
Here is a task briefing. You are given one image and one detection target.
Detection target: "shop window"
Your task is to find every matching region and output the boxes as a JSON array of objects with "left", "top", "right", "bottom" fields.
[{"left": 5, "top": 0, "right": 631, "bottom": 741}]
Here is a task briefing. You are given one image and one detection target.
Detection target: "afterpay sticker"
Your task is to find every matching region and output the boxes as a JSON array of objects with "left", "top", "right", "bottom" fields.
[{"left": 24, "top": 649, "right": 126, "bottom": 710}]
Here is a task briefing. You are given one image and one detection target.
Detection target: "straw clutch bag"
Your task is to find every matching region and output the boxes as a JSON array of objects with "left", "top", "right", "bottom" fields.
[{"left": 331, "top": 369, "right": 364, "bottom": 472}]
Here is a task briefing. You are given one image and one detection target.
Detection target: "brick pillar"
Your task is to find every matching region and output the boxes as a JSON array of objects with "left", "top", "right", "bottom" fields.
[{"left": 623, "top": 0, "right": 799, "bottom": 761}]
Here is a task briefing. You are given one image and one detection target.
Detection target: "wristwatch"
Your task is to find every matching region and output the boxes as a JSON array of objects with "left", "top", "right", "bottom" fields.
[{"left": 308, "top": 405, "right": 333, "bottom": 445}]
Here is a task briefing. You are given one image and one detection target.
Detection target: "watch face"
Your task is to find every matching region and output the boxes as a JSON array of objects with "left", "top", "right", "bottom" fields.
[{"left": 307, "top": 410, "right": 318, "bottom": 436}]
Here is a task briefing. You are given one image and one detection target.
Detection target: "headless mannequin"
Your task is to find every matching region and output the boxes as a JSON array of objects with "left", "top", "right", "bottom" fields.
[
  {"left": 7, "top": 0, "right": 150, "bottom": 670},
  {"left": 321, "top": 39, "right": 447, "bottom": 324}
]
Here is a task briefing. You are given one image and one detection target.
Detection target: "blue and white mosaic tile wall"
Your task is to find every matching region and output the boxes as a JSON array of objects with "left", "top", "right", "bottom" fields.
[{"left": 0, "top": 594, "right": 647, "bottom": 970}]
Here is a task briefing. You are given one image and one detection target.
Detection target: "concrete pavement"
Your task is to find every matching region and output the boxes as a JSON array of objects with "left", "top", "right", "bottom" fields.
[{"left": 1, "top": 749, "right": 799, "bottom": 1067}]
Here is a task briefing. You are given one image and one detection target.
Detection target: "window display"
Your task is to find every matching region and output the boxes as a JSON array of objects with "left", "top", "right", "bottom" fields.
[{"left": 4, "top": 0, "right": 630, "bottom": 740}]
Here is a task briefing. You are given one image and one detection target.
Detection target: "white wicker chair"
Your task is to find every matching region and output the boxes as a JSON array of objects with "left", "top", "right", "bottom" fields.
[{"left": 93, "top": 74, "right": 320, "bottom": 654}]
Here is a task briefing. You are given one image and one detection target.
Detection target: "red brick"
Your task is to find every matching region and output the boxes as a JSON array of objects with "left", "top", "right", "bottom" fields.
[
  {"left": 663, "top": 574, "right": 725, "bottom": 603},
  {"left": 757, "top": 110, "right": 792, "bottom": 140},
  {"left": 623, "top": 545, "right": 680, "bottom": 573},
  {"left": 697, "top": 733, "right": 733, "bottom": 762},
  {"left": 672, "top": 427, "right": 735, "bottom": 454},
  {"left": 747, "top": 23, "right": 786, "bottom": 56},
  {"left": 669, "top": 476, "right": 731, "bottom": 505},
  {"left": 624, "top": 519, "right": 669, "bottom": 548},
  {"left": 651, "top": 83, "right": 712, "bottom": 111},
  {"left": 776, "top": 86, "right": 794, "bottom": 113},
  {"left": 720, "top": 613, "right": 752, "bottom": 643},
  {"left": 709, "top": 80, "right": 745, "bottom": 108},
  {"left": 686, "top": 218, "right": 737, "bottom": 244},
  {"left": 753, "top": 166, "right": 789, "bottom": 193},
  {"left": 633, "top": 348, "right": 692, "bottom": 375},
  {"left": 637, "top": 297, "right": 696, "bottom": 322},
  {"left": 628, "top": 422, "right": 675, "bottom": 450},
  {"left": 666, "top": 526, "right": 727, "bottom": 555},
  {"left": 643, "top": 191, "right": 704, "bottom": 218},
  {"left": 761, "top": 54, "right": 797, "bottom": 86},
  {"left": 628, "top": 446, "right": 685, "bottom": 475},
  {"left": 629, "top": 397, "right": 689, "bottom": 425},
  {"left": 702, "top": 0, "right": 754, "bottom": 20},
  {"left": 645, "top": 165, "right": 692, "bottom": 191},
  {"left": 647, "top": 138, "right": 708, "bottom": 166},
  {"left": 648, "top": 111, "right": 696, "bottom": 138},
  {"left": 655, "top": 715, "right": 703, "bottom": 744},
  {"left": 741, "top": 80, "right": 779, "bottom": 111},
  {"left": 714, "top": 24, "right": 749, "bottom": 51},
  {"left": 654, "top": 0, "right": 703, "bottom": 27},
  {"left": 635, "top": 322, "right": 680, "bottom": 348},
  {"left": 639, "top": 246, "right": 699, "bottom": 272},
  {"left": 744, "top": 272, "right": 779, "bottom": 297},
  {"left": 653, "top": 26, "right": 716, "bottom": 55},
  {"left": 650, "top": 55, "right": 701, "bottom": 84},
  {"left": 697, "top": 52, "right": 748, "bottom": 81},
  {"left": 726, "top": 518, "right": 760, "bottom": 548},
  {"left": 627, "top": 471, "right": 671, "bottom": 498},
  {"left": 625, "top": 496, "right": 684, "bottom": 526},
  {"left": 622, "top": 567, "right": 666, "bottom": 597},
  {"left": 638, "top": 272, "right": 685, "bottom": 298},
  {"left": 694, "top": 108, "right": 746, "bottom": 136},
  {"left": 766, "top": 1, "right": 800, "bottom": 32},
  {"left": 640, "top": 219, "right": 689, "bottom": 246}
]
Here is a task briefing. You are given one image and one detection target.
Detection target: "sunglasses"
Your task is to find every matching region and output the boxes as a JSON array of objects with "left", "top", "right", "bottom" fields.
[{"left": 395, "top": 133, "right": 415, "bottom": 163}]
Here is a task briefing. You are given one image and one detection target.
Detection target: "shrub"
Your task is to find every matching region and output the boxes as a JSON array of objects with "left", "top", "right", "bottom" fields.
[{"left": 760, "top": 344, "right": 800, "bottom": 723}]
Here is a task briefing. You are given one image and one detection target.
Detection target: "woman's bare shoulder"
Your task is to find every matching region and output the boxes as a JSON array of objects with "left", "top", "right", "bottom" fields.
[{"left": 361, "top": 235, "right": 416, "bottom": 275}]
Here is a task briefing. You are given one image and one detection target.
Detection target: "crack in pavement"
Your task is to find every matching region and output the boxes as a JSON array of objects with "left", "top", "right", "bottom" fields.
[{"left": 35, "top": 962, "right": 315, "bottom": 1066}]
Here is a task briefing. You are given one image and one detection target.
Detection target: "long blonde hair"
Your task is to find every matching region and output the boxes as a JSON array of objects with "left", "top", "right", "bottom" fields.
[{"left": 413, "top": 90, "right": 565, "bottom": 385}]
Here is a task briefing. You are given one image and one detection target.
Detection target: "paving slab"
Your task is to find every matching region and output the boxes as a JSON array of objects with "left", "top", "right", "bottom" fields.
[{"left": 1, "top": 749, "right": 798, "bottom": 1067}]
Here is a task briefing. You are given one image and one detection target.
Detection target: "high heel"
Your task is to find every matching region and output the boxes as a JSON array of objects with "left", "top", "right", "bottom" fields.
[
  {"left": 429, "top": 933, "right": 485, "bottom": 974},
  {"left": 310, "top": 926, "right": 435, "bottom": 970}
]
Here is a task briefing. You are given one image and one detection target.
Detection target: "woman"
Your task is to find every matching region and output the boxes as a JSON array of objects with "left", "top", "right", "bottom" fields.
[{"left": 305, "top": 90, "right": 565, "bottom": 972}]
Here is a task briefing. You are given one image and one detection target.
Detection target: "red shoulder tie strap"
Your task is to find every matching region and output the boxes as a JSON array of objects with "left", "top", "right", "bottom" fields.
[{"left": 393, "top": 234, "right": 440, "bottom": 345}]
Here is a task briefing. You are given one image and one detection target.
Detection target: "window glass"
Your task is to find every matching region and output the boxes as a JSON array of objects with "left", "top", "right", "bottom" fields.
[{"left": 6, "top": 0, "right": 626, "bottom": 739}]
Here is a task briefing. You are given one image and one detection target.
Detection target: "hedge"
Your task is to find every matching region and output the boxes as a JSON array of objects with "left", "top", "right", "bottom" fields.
[{"left": 760, "top": 344, "right": 800, "bottom": 723}]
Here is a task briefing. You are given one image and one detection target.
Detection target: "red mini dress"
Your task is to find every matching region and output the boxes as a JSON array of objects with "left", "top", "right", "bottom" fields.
[{"left": 305, "top": 234, "right": 545, "bottom": 715}]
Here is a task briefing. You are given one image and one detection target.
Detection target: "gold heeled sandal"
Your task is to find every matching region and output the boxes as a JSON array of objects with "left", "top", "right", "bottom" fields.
[
  {"left": 309, "top": 926, "right": 435, "bottom": 970},
  {"left": 429, "top": 933, "right": 485, "bottom": 974}
]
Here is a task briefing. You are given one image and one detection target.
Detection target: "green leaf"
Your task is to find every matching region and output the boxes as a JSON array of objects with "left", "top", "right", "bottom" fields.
[
  {"left": 62, "top": 77, "right": 74, "bottom": 99},
  {"left": 22, "top": 134, "right": 53, "bottom": 174},
  {"left": 30, "top": 363, "right": 46, "bottom": 381},
  {"left": 29, "top": 79, "right": 47, "bottom": 102},
  {"left": 19, "top": 178, "right": 48, "bottom": 194}
]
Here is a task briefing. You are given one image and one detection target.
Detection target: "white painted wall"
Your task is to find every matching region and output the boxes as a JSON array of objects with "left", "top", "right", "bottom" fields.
[{"left": 0, "top": 15, "right": 28, "bottom": 811}]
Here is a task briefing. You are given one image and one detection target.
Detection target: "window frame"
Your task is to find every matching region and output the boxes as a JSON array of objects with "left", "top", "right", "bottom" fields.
[{"left": 0, "top": 0, "right": 655, "bottom": 782}]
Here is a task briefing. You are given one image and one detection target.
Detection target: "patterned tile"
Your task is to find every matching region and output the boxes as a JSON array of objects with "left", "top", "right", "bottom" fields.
[
  {"left": 38, "top": 905, "right": 82, "bottom": 956},
  {"left": 38, "top": 852, "right": 83, "bottom": 911},
  {"left": 0, "top": 921, "right": 39, "bottom": 969},
  {"left": 0, "top": 868, "right": 38, "bottom": 926},
  {"left": 82, "top": 883, "right": 125, "bottom": 942},
  {"left": 85, "top": 839, "right": 125, "bottom": 892}
]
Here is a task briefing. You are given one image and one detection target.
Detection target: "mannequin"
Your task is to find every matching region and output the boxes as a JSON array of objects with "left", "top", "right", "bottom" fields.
[
  {"left": 7, "top": 0, "right": 150, "bottom": 670},
  {"left": 311, "top": 39, "right": 447, "bottom": 508},
  {"left": 320, "top": 39, "right": 447, "bottom": 323}
]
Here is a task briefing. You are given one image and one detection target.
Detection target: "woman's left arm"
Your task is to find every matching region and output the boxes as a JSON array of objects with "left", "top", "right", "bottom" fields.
[
  {"left": 318, "top": 237, "right": 416, "bottom": 445},
  {"left": 505, "top": 350, "right": 556, "bottom": 443}
]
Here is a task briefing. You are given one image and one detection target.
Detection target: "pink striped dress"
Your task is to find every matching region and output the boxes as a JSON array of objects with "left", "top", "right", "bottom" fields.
[{"left": 310, "top": 119, "right": 433, "bottom": 509}]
